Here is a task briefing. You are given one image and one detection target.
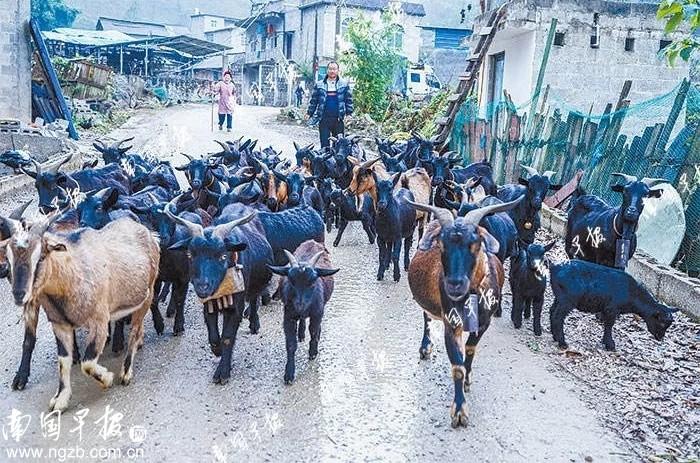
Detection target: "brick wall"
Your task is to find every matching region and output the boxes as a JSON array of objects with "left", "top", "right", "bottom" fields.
[{"left": 0, "top": 0, "right": 31, "bottom": 122}]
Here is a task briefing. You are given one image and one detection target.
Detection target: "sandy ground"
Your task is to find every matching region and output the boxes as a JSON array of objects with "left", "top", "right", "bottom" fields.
[{"left": 0, "top": 105, "right": 637, "bottom": 463}]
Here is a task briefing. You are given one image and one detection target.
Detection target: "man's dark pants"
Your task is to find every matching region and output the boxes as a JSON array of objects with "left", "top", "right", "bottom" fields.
[{"left": 319, "top": 117, "right": 344, "bottom": 148}]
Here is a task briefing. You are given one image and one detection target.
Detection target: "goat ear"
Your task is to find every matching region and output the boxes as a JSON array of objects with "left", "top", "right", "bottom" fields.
[
  {"left": 293, "top": 141, "right": 300, "bottom": 151},
  {"left": 544, "top": 241, "right": 557, "bottom": 253},
  {"left": 20, "top": 167, "right": 37, "bottom": 179},
  {"left": 44, "top": 235, "right": 67, "bottom": 253},
  {"left": 391, "top": 172, "right": 402, "bottom": 188},
  {"left": 315, "top": 267, "right": 340, "bottom": 277},
  {"left": 611, "top": 183, "right": 624, "bottom": 193},
  {"left": 168, "top": 238, "right": 191, "bottom": 251},
  {"left": 479, "top": 229, "right": 500, "bottom": 255},
  {"left": 647, "top": 188, "right": 664, "bottom": 199},
  {"left": 104, "top": 188, "right": 120, "bottom": 209},
  {"left": 517, "top": 177, "right": 529, "bottom": 186},
  {"left": 548, "top": 184, "right": 563, "bottom": 191},
  {"left": 225, "top": 241, "right": 247, "bottom": 253},
  {"left": 418, "top": 221, "right": 442, "bottom": 251},
  {"left": 267, "top": 264, "right": 290, "bottom": 277}
]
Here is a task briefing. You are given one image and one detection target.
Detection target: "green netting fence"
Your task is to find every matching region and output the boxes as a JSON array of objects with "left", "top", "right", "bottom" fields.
[{"left": 449, "top": 81, "right": 700, "bottom": 275}]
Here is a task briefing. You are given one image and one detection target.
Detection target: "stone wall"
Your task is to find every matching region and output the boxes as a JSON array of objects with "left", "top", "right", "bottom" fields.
[
  {"left": 0, "top": 0, "right": 31, "bottom": 122},
  {"left": 418, "top": 28, "right": 470, "bottom": 87}
]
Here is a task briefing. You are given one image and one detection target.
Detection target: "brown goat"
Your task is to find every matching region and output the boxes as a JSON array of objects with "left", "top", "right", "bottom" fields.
[
  {"left": 346, "top": 156, "right": 389, "bottom": 204},
  {"left": 400, "top": 167, "right": 431, "bottom": 238},
  {"left": 3, "top": 216, "right": 160, "bottom": 411},
  {"left": 406, "top": 196, "right": 523, "bottom": 428}
]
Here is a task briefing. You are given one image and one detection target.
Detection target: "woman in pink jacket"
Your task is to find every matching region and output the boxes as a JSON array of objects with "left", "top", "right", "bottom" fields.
[{"left": 213, "top": 70, "right": 236, "bottom": 132}]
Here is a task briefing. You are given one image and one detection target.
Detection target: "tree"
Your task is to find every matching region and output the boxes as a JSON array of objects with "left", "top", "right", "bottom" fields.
[
  {"left": 31, "top": 0, "right": 79, "bottom": 31},
  {"left": 340, "top": 13, "right": 402, "bottom": 120},
  {"left": 657, "top": 0, "right": 700, "bottom": 64}
]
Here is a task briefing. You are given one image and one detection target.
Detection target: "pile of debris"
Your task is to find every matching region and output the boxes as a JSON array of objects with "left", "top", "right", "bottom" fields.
[{"left": 513, "top": 229, "right": 700, "bottom": 461}]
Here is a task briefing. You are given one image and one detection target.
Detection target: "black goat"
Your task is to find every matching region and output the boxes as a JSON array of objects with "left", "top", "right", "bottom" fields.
[
  {"left": 268, "top": 242, "right": 339, "bottom": 384},
  {"left": 549, "top": 260, "right": 678, "bottom": 351},
  {"left": 498, "top": 165, "right": 560, "bottom": 244},
  {"left": 374, "top": 173, "right": 416, "bottom": 282},
  {"left": 509, "top": 241, "right": 556, "bottom": 334},
  {"left": 329, "top": 188, "right": 376, "bottom": 247},
  {"left": 175, "top": 153, "right": 224, "bottom": 211},
  {"left": 274, "top": 171, "right": 324, "bottom": 217},
  {"left": 22, "top": 155, "right": 130, "bottom": 214},
  {"left": 167, "top": 207, "right": 273, "bottom": 384},
  {"left": 565, "top": 173, "right": 665, "bottom": 269}
]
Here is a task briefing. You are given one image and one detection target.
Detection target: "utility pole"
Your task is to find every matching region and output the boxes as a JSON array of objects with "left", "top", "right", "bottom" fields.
[{"left": 335, "top": 0, "right": 342, "bottom": 59}]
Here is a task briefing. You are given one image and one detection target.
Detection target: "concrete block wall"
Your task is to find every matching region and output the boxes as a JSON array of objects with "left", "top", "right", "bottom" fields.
[{"left": 0, "top": 0, "right": 31, "bottom": 122}]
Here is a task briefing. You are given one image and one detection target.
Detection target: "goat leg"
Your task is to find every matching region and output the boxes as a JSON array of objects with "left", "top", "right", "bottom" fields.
[
  {"left": 12, "top": 303, "right": 39, "bottom": 391},
  {"left": 443, "top": 323, "right": 468, "bottom": 428},
  {"left": 283, "top": 314, "right": 298, "bottom": 384},
  {"left": 213, "top": 302, "right": 243, "bottom": 385},
  {"left": 419, "top": 312, "right": 433, "bottom": 360},
  {"left": 49, "top": 324, "right": 74, "bottom": 412}
]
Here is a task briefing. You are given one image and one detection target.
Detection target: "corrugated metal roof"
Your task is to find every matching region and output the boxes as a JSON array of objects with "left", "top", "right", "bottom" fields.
[
  {"left": 96, "top": 17, "right": 175, "bottom": 38},
  {"left": 42, "top": 28, "right": 135, "bottom": 46}
]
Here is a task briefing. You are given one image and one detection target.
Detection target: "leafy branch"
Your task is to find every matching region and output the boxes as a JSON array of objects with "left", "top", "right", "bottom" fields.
[{"left": 657, "top": 0, "right": 700, "bottom": 65}]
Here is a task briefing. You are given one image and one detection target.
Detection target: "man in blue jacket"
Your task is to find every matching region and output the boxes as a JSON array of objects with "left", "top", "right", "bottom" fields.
[{"left": 305, "top": 62, "right": 354, "bottom": 148}]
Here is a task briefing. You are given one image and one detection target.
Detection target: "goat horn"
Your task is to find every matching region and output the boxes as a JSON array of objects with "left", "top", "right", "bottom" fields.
[
  {"left": 165, "top": 195, "right": 204, "bottom": 237},
  {"left": 214, "top": 140, "right": 232, "bottom": 153},
  {"left": 111, "top": 136, "right": 135, "bottom": 150},
  {"left": 30, "top": 158, "right": 43, "bottom": 177},
  {"left": 406, "top": 200, "right": 454, "bottom": 228},
  {"left": 213, "top": 211, "right": 257, "bottom": 240},
  {"left": 9, "top": 199, "right": 32, "bottom": 220},
  {"left": 180, "top": 152, "right": 195, "bottom": 162},
  {"left": 359, "top": 157, "right": 381, "bottom": 170},
  {"left": 611, "top": 172, "right": 638, "bottom": 184},
  {"left": 463, "top": 195, "right": 525, "bottom": 226},
  {"left": 520, "top": 164, "right": 540, "bottom": 178},
  {"left": 283, "top": 249, "right": 299, "bottom": 267},
  {"left": 463, "top": 177, "right": 479, "bottom": 190},
  {"left": 543, "top": 170, "right": 557, "bottom": 180},
  {"left": 306, "top": 250, "right": 325, "bottom": 268},
  {"left": 235, "top": 166, "right": 255, "bottom": 177},
  {"left": 49, "top": 153, "right": 75, "bottom": 175},
  {"left": 94, "top": 139, "right": 106, "bottom": 148},
  {"left": 641, "top": 177, "right": 667, "bottom": 188}
]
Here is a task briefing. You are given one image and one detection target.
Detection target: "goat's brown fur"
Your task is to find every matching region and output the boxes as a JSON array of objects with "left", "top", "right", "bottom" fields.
[{"left": 5, "top": 217, "right": 160, "bottom": 411}]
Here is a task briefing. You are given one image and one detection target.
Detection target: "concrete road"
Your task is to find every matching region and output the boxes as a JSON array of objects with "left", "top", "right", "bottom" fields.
[{"left": 0, "top": 105, "right": 629, "bottom": 462}]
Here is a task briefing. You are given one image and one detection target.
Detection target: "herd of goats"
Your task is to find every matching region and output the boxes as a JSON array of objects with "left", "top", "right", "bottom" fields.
[{"left": 0, "top": 131, "right": 680, "bottom": 427}]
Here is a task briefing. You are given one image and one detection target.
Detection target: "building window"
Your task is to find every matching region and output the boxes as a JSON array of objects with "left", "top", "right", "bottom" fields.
[
  {"left": 410, "top": 72, "right": 420, "bottom": 83},
  {"left": 660, "top": 39, "right": 673, "bottom": 51},
  {"left": 625, "top": 37, "right": 635, "bottom": 52},
  {"left": 387, "top": 24, "right": 404, "bottom": 49},
  {"left": 554, "top": 32, "right": 565, "bottom": 47},
  {"left": 210, "top": 20, "right": 218, "bottom": 28},
  {"left": 590, "top": 34, "right": 600, "bottom": 49}
]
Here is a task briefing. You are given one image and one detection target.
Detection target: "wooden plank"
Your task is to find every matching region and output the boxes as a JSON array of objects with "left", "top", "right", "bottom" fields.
[
  {"left": 479, "top": 26, "right": 493, "bottom": 36},
  {"left": 544, "top": 169, "right": 584, "bottom": 208},
  {"left": 447, "top": 93, "right": 462, "bottom": 103},
  {"left": 436, "top": 117, "right": 450, "bottom": 126},
  {"left": 656, "top": 78, "right": 690, "bottom": 154},
  {"left": 458, "top": 72, "right": 472, "bottom": 81},
  {"left": 29, "top": 19, "right": 79, "bottom": 140}
]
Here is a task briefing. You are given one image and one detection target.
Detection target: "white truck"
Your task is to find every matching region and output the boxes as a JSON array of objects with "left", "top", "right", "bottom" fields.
[{"left": 390, "top": 61, "right": 443, "bottom": 102}]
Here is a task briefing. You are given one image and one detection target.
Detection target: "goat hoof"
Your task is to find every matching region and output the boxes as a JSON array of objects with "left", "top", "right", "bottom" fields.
[
  {"left": 450, "top": 402, "right": 469, "bottom": 428},
  {"left": 512, "top": 320, "right": 522, "bottom": 329},
  {"left": 166, "top": 310, "right": 175, "bottom": 318},
  {"left": 210, "top": 343, "right": 222, "bottom": 357},
  {"left": 298, "top": 333, "right": 305, "bottom": 342},
  {"left": 11, "top": 373, "right": 29, "bottom": 391},
  {"left": 333, "top": 241, "right": 340, "bottom": 247},
  {"left": 173, "top": 326, "right": 184, "bottom": 336},
  {"left": 212, "top": 365, "right": 230, "bottom": 385},
  {"left": 603, "top": 342, "right": 616, "bottom": 352},
  {"left": 494, "top": 309, "right": 503, "bottom": 318},
  {"left": 419, "top": 343, "right": 433, "bottom": 360},
  {"left": 309, "top": 350, "right": 318, "bottom": 360},
  {"left": 261, "top": 295, "right": 271, "bottom": 306},
  {"left": 154, "top": 321, "right": 165, "bottom": 336},
  {"left": 558, "top": 341, "right": 569, "bottom": 350},
  {"left": 49, "top": 391, "right": 71, "bottom": 412},
  {"left": 393, "top": 272, "right": 400, "bottom": 282},
  {"left": 533, "top": 327, "right": 542, "bottom": 337},
  {"left": 249, "top": 322, "right": 260, "bottom": 334}
]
